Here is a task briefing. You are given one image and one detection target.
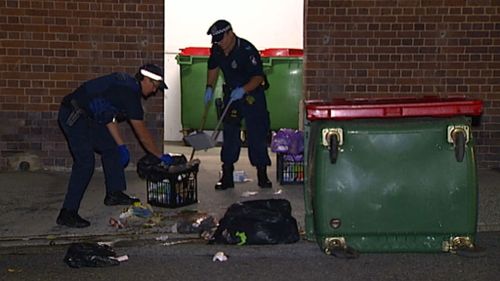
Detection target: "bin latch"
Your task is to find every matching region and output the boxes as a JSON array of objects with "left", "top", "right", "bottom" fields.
[
  {"left": 447, "top": 125, "right": 470, "bottom": 163},
  {"left": 324, "top": 237, "right": 359, "bottom": 259},
  {"left": 322, "top": 128, "right": 343, "bottom": 164}
]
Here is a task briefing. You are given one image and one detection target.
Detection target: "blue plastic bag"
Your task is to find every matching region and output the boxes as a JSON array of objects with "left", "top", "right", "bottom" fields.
[{"left": 271, "top": 129, "right": 304, "bottom": 155}]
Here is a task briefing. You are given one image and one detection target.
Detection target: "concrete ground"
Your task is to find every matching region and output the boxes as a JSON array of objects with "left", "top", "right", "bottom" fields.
[{"left": 0, "top": 143, "right": 499, "bottom": 248}]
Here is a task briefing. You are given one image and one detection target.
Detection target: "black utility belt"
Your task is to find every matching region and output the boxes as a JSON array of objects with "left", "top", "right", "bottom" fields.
[{"left": 61, "top": 98, "right": 87, "bottom": 126}]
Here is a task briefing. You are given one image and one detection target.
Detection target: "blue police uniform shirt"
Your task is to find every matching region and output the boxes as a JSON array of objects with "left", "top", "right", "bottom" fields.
[
  {"left": 207, "top": 37, "right": 264, "bottom": 88},
  {"left": 69, "top": 72, "right": 144, "bottom": 122}
]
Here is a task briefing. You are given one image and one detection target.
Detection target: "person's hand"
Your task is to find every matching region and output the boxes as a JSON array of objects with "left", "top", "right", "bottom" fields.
[
  {"left": 230, "top": 87, "right": 245, "bottom": 102},
  {"left": 160, "top": 153, "right": 174, "bottom": 165},
  {"left": 204, "top": 87, "right": 214, "bottom": 105},
  {"left": 117, "top": 145, "right": 130, "bottom": 167}
]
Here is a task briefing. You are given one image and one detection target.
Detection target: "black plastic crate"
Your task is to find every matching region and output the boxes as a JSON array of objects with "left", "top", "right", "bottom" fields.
[
  {"left": 276, "top": 153, "right": 304, "bottom": 185},
  {"left": 146, "top": 165, "right": 198, "bottom": 208}
]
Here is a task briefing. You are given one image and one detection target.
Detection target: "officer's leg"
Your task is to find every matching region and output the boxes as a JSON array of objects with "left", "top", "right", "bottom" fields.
[
  {"left": 60, "top": 109, "right": 95, "bottom": 211},
  {"left": 216, "top": 107, "right": 242, "bottom": 190},
  {"left": 91, "top": 122, "right": 138, "bottom": 205},
  {"left": 57, "top": 106, "right": 93, "bottom": 228},
  {"left": 243, "top": 93, "right": 272, "bottom": 188},
  {"left": 91, "top": 122, "right": 126, "bottom": 193}
]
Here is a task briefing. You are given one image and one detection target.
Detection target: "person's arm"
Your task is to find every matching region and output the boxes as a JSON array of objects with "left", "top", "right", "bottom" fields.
[
  {"left": 106, "top": 122, "right": 124, "bottom": 145},
  {"left": 206, "top": 67, "right": 219, "bottom": 88},
  {"left": 242, "top": 75, "right": 264, "bottom": 93},
  {"left": 129, "top": 119, "right": 162, "bottom": 158}
]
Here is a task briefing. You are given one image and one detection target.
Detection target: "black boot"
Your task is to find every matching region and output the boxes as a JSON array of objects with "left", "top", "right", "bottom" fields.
[
  {"left": 56, "top": 208, "right": 90, "bottom": 228},
  {"left": 104, "top": 191, "right": 140, "bottom": 206},
  {"left": 215, "top": 164, "right": 234, "bottom": 190},
  {"left": 257, "top": 166, "right": 272, "bottom": 188}
]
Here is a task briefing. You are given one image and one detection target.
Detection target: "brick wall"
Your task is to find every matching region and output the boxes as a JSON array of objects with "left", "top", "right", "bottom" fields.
[
  {"left": 304, "top": 0, "right": 500, "bottom": 168},
  {"left": 0, "top": 0, "right": 165, "bottom": 170}
]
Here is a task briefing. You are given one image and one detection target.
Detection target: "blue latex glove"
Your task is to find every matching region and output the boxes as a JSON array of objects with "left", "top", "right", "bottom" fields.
[
  {"left": 204, "top": 87, "right": 214, "bottom": 105},
  {"left": 230, "top": 87, "right": 245, "bottom": 102},
  {"left": 160, "top": 153, "right": 174, "bottom": 165},
  {"left": 117, "top": 145, "right": 130, "bottom": 167}
]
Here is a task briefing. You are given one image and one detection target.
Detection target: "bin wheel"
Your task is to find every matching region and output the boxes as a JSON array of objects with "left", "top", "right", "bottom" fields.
[
  {"left": 329, "top": 134, "right": 338, "bottom": 164},
  {"left": 455, "top": 245, "right": 487, "bottom": 258},
  {"left": 452, "top": 130, "right": 466, "bottom": 162},
  {"left": 328, "top": 246, "right": 360, "bottom": 259}
]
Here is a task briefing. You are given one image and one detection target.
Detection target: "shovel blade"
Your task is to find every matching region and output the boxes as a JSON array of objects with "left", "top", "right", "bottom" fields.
[{"left": 184, "top": 132, "right": 216, "bottom": 151}]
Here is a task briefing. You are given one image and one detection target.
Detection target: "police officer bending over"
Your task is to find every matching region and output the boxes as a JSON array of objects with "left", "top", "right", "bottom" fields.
[
  {"left": 57, "top": 64, "right": 174, "bottom": 228},
  {"left": 204, "top": 19, "right": 273, "bottom": 190}
]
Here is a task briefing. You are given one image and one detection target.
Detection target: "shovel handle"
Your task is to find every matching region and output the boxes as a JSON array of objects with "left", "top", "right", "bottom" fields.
[
  {"left": 199, "top": 103, "right": 210, "bottom": 131},
  {"left": 211, "top": 99, "right": 234, "bottom": 141}
]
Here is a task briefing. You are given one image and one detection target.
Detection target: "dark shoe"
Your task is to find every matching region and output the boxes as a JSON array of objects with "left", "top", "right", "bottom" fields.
[
  {"left": 104, "top": 191, "right": 140, "bottom": 206},
  {"left": 215, "top": 164, "right": 234, "bottom": 190},
  {"left": 257, "top": 166, "right": 272, "bottom": 188},
  {"left": 56, "top": 209, "right": 90, "bottom": 228}
]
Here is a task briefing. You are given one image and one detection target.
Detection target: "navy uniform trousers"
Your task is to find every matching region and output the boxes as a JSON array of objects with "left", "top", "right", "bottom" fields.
[
  {"left": 58, "top": 105, "right": 126, "bottom": 211},
  {"left": 221, "top": 89, "right": 271, "bottom": 167}
]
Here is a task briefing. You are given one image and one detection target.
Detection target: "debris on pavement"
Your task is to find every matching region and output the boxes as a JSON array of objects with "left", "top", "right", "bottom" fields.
[
  {"left": 63, "top": 242, "right": 126, "bottom": 268},
  {"left": 155, "top": 234, "right": 169, "bottom": 241},
  {"left": 241, "top": 191, "right": 258, "bottom": 198},
  {"left": 109, "top": 217, "right": 125, "bottom": 229},
  {"left": 212, "top": 251, "right": 228, "bottom": 262},
  {"left": 210, "top": 199, "right": 300, "bottom": 245},
  {"left": 170, "top": 210, "right": 217, "bottom": 239}
]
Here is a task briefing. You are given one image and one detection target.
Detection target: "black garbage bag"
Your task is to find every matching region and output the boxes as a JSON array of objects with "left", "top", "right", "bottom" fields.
[
  {"left": 210, "top": 199, "right": 300, "bottom": 245},
  {"left": 63, "top": 242, "right": 120, "bottom": 268},
  {"left": 136, "top": 153, "right": 188, "bottom": 182}
]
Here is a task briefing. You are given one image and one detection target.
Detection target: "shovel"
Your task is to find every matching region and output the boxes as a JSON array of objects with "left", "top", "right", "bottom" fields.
[{"left": 185, "top": 99, "right": 234, "bottom": 160}]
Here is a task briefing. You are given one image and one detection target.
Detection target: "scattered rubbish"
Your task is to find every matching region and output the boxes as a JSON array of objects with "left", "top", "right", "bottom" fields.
[
  {"left": 219, "top": 170, "right": 252, "bottom": 183},
  {"left": 109, "top": 203, "right": 161, "bottom": 229},
  {"left": 274, "top": 189, "right": 283, "bottom": 195},
  {"left": 163, "top": 239, "right": 197, "bottom": 246},
  {"left": 109, "top": 217, "right": 125, "bottom": 229},
  {"left": 212, "top": 251, "right": 228, "bottom": 262},
  {"left": 241, "top": 191, "right": 258, "bottom": 198},
  {"left": 63, "top": 242, "right": 125, "bottom": 268},
  {"left": 210, "top": 199, "right": 300, "bottom": 245},
  {"left": 155, "top": 235, "right": 169, "bottom": 242},
  {"left": 234, "top": 170, "right": 250, "bottom": 182},
  {"left": 111, "top": 255, "right": 129, "bottom": 262},
  {"left": 7, "top": 268, "right": 22, "bottom": 273},
  {"left": 119, "top": 203, "right": 154, "bottom": 220},
  {"left": 171, "top": 211, "right": 217, "bottom": 238}
]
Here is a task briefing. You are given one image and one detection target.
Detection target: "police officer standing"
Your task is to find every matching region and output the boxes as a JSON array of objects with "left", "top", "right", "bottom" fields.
[
  {"left": 204, "top": 20, "right": 272, "bottom": 190},
  {"left": 57, "top": 64, "right": 175, "bottom": 228}
]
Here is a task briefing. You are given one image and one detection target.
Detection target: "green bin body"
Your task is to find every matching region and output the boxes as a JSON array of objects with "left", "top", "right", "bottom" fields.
[
  {"left": 304, "top": 97, "right": 483, "bottom": 253},
  {"left": 261, "top": 49, "right": 303, "bottom": 130},
  {"left": 176, "top": 47, "right": 224, "bottom": 132}
]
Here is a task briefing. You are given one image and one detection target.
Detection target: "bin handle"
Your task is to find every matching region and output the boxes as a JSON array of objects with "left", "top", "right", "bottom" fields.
[
  {"left": 328, "top": 133, "right": 339, "bottom": 164},
  {"left": 175, "top": 55, "right": 194, "bottom": 65},
  {"left": 452, "top": 129, "right": 466, "bottom": 162},
  {"left": 261, "top": 57, "right": 273, "bottom": 67}
]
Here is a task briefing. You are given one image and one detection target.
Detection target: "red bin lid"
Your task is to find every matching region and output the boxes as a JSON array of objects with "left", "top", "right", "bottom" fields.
[
  {"left": 178, "top": 47, "right": 211, "bottom": 56},
  {"left": 305, "top": 97, "right": 483, "bottom": 121},
  {"left": 260, "top": 48, "right": 303, "bottom": 57}
]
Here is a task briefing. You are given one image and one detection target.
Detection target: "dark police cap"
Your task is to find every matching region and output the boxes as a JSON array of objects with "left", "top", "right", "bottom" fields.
[
  {"left": 139, "top": 63, "right": 167, "bottom": 91},
  {"left": 206, "top": 19, "right": 232, "bottom": 43}
]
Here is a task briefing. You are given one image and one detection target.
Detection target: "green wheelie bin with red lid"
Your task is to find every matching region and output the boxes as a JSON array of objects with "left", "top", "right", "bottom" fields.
[{"left": 303, "top": 97, "right": 483, "bottom": 255}]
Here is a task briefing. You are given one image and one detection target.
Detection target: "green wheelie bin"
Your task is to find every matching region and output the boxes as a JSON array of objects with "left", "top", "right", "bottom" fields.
[
  {"left": 176, "top": 47, "right": 224, "bottom": 134},
  {"left": 261, "top": 49, "right": 303, "bottom": 131},
  {"left": 303, "top": 97, "right": 483, "bottom": 255}
]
